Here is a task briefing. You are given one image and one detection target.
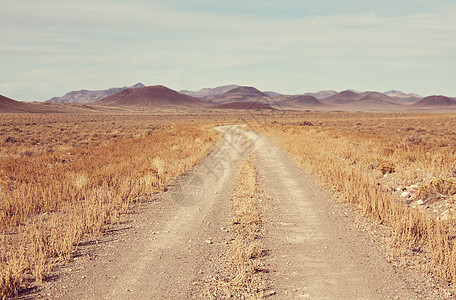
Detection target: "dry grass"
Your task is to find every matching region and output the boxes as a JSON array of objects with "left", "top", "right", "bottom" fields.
[
  {"left": 415, "top": 178, "right": 456, "bottom": 202},
  {"left": 0, "top": 114, "right": 219, "bottom": 299},
  {"left": 252, "top": 111, "right": 456, "bottom": 291},
  {"left": 208, "top": 155, "right": 265, "bottom": 299}
]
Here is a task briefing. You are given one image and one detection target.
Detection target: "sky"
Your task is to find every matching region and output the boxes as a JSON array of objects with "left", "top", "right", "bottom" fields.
[{"left": 1, "top": 0, "right": 456, "bottom": 101}]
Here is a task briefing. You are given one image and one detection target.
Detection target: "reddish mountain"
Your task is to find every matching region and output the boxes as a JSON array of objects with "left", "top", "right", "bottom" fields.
[
  {"left": 413, "top": 95, "right": 456, "bottom": 106},
  {"left": 225, "top": 86, "right": 265, "bottom": 96},
  {"left": 323, "top": 90, "right": 401, "bottom": 107},
  {"left": 211, "top": 86, "right": 272, "bottom": 104},
  {"left": 323, "top": 90, "right": 359, "bottom": 105},
  {"left": 280, "top": 95, "right": 323, "bottom": 108},
  {"left": 213, "top": 101, "right": 275, "bottom": 110},
  {"left": 0, "top": 94, "right": 32, "bottom": 112},
  {"left": 356, "top": 92, "right": 401, "bottom": 106},
  {"left": 94, "top": 85, "right": 207, "bottom": 107}
]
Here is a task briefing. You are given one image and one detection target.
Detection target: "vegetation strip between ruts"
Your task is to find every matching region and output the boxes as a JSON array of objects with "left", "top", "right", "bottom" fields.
[{"left": 207, "top": 153, "right": 266, "bottom": 299}]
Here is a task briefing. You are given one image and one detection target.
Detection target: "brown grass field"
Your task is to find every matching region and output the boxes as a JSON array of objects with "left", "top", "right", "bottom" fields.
[
  {"left": 1, "top": 111, "right": 456, "bottom": 298},
  {"left": 0, "top": 113, "right": 220, "bottom": 299},
  {"left": 252, "top": 111, "right": 456, "bottom": 290}
]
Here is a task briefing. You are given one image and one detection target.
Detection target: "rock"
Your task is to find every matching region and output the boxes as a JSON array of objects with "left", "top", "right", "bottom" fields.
[
  {"left": 400, "top": 191, "right": 411, "bottom": 198},
  {"left": 416, "top": 200, "right": 424, "bottom": 205},
  {"left": 409, "top": 185, "right": 419, "bottom": 191},
  {"left": 205, "top": 240, "right": 213, "bottom": 244}
]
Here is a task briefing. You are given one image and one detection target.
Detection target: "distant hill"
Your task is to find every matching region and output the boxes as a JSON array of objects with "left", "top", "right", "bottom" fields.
[
  {"left": 322, "top": 90, "right": 401, "bottom": 107},
  {"left": 263, "top": 91, "right": 283, "bottom": 98},
  {"left": 384, "top": 90, "right": 422, "bottom": 103},
  {"left": 211, "top": 86, "right": 272, "bottom": 104},
  {"left": 413, "top": 95, "right": 456, "bottom": 107},
  {"left": 0, "top": 94, "right": 30, "bottom": 112},
  {"left": 213, "top": 101, "right": 275, "bottom": 110},
  {"left": 304, "top": 90, "right": 337, "bottom": 99},
  {"left": 94, "top": 85, "right": 207, "bottom": 108},
  {"left": 323, "top": 90, "right": 359, "bottom": 105},
  {"left": 0, "top": 94, "right": 101, "bottom": 113},
  {"left": 180, "top": 85, "right": 240, "bottom": 100},
  {"left": 279, "top": 95, "right": 323, "bottom": 108},
  {"left": 47, "top": 83, "right": 145, "bottom": 103},
  {"left": 356, "top": 92, "right": 402, "bottom": 106}
]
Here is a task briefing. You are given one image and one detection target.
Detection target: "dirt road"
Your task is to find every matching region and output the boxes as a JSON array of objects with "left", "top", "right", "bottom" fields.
[{"left": 32, "top": 125, "right": 439, "bottom": 299}]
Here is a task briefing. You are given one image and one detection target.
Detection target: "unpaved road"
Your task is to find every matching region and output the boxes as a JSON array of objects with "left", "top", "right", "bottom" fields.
[{"left": 30, "top": 125, "right": 443, "bottom": 299}]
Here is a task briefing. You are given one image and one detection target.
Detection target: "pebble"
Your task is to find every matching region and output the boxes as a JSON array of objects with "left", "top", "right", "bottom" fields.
[
  {"left": 205, "top": 240, "right": 213, "bottom": 244},
  {"left": 416, "top": 200, "right": 424, "bottom": 205},
  {"left": 400, "top": 191, "right": 411, "bottom": 198}
]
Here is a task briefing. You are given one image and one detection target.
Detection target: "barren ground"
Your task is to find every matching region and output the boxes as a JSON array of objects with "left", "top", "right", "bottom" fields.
[{"left": 26, "top": 125, "right": 447, "bottom": 299}]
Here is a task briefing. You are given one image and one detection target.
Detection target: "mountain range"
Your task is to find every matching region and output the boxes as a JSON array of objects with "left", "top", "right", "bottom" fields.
[
  {"left": 2, "top": 83, "right": 456, "bottom": 113},
  {"left": 41, "top": 83, "right": 425, "bottom": 106}
]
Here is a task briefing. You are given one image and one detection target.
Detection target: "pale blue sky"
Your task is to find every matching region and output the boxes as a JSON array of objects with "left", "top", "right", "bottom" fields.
[{"left": 1, "top": 0, "right": 455, "bottom": 101}]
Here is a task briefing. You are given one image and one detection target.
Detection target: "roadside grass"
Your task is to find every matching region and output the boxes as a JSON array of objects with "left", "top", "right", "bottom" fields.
[
  {"left": 0, "top": 115, "right": 219, "bottom": 299},
  {"left": 208, "top": 154, "right": 265, "bottom": 299},
  {"left": 254, "top": 112, "right": 456, "bottom": 291}
]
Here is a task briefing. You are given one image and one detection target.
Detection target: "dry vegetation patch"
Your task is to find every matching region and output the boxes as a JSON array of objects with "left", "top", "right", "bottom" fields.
[
  {"left": 252, "top": 112, "right": 456, "bottom": 293},
  {"left": 208, "top": 155, "right": 266, "bottom": 299},
  {"left": 0, "top": 114, "right": 219, "bottom": 299}
]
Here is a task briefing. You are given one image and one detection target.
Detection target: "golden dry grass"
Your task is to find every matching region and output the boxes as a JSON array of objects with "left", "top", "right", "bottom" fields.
[
  {"left": 252, "top": 111, "right": 456, "bottom": 290},
  {"left": 0, "top": 114, "right": 219, "bottom": 299},
  {"left": 208, "top": 154, "right": 265, "bottom": 299}
]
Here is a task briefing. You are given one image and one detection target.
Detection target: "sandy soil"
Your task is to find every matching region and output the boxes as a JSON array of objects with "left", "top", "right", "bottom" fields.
[{"left": 25, "top": 125, "right": 448, "bottom": 299}]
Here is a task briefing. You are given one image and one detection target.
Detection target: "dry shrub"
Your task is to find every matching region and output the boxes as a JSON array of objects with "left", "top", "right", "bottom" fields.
[
  {"left": 415, "top": 178, "right": 456, "bottom": 202},
  {"left": 378, "top": 162, "right": 395, "bottom": 175},
  {"left": 0, "top": 238, "right": 25, "bottom": 300}
]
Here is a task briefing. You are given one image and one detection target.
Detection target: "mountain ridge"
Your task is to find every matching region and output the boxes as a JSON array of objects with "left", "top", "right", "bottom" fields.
[
  {"left": 210, "top": 86, "right": 272, "bottom": 104},
  {"left": 413, "top": 95, "right": 456, "bottom": 107},
  {"left": 93, "top": 85, "right": 207, "bottom": 108},
  {"left": 322, "top": 90, "right": 402, "bottom": 107},
  {"left": 46, "top": 83, "right": 145, "bottom": 104},
  {"left": 180, "top": 85, "right": 240, "bottom": 99}
]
